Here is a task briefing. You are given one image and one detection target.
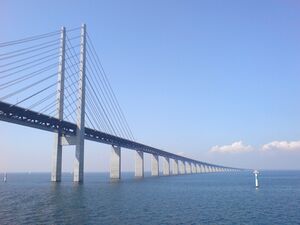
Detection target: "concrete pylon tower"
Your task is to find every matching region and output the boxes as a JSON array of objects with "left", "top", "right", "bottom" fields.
[
  {"left": 51, "top": 26, "right": 66, "bottom": 182},
  {"left": 74, "top": 24, "right": 87, "bottom": 182}
]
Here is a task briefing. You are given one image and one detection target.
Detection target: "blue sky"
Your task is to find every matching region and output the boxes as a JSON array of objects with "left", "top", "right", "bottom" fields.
[{"left": 1, "top": 0, "right": 300, "bottom": 172}]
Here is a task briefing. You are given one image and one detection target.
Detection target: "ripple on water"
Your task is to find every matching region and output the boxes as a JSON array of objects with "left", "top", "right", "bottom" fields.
[{"left": 0, "top": 171, "right": 299, "bottom": 225}]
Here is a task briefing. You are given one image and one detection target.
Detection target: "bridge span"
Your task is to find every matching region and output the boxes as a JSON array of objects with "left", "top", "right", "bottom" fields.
[{"left": 0, "top": 24, "right": 242, "bottom": 182}]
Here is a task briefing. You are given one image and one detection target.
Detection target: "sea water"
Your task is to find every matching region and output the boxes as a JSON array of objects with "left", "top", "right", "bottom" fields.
[{"left": 0, "top": 171, "right": 299, "bottom": 225}]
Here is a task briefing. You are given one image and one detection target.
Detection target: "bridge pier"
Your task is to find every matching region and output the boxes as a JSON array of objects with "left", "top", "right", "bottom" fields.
[
  {"left": 179, "top": 160, "right": 185, "bottom": 174},
  {"left": 196, "top": 164, "right": 200, "bottom": 173},
  {"left": 206, "top": 166, "right": 210, "bottom": 172},
  {"left": 74, "top": 138, "right": 85, "bottom": 182},
  {"left": 151, "top": 154, "right": 159, "bottom": 176},
  {"left": 163, "top": 157, "right": 170, "bottom": 176},
  {"left": 51, "top": 135, "right": 63, "bottom": 182},
  {"left": 200, "top": 164, "right": 203, "bottom": 173},
  {"left": 135, "top": 151, "right": 144, "bottom": 177},
  {"left": 186, "top": 162, "right": 191, "bottom": 174},
  {"left": 173, "top": 159, "right": 179, "bottom": 175},
  {"left": 191, "top": 163, "right": 196, "bottom": 173},
  {"left": 110, "top": 146, "right": 121, "bottom": 179},
  {"left": 204, "top": 165, "right": 209, "bottom": 172}
]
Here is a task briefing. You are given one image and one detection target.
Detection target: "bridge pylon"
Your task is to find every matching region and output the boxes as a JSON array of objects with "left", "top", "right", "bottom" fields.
[
  {"left": 51, "top": 24, "right": 87, "bottom": 183},
  {"left": 51, "top": 26, "right": 66, "bottom": 182},
  {"left": 73, "top": 24, "right": 86, "bottom": 183}
]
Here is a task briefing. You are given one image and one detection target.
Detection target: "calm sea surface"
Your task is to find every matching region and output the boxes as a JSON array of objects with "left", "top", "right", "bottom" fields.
[{"left": 0, "top": 171, "right": 299, "bottom": 225}]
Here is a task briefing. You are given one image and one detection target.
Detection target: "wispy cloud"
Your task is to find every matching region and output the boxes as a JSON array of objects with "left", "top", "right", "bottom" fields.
[
  {"left": 262, "top": 141, "right": 300, "bottom": 152},
  {"left": 210, "top": 141, "right": 253, "bottom": 153}
]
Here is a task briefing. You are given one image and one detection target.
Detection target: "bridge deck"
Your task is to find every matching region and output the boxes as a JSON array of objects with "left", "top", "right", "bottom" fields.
[{"left": 0, "top": 101, "right": 237, "bottom": 169}]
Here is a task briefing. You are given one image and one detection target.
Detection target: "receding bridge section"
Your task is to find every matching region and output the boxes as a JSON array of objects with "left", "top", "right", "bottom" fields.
[
  {"left": 0, "top": 101, "right": 240, "bottom": 180},
  {"left": 0, "top": 24, "right": 242, "bottom": 183}
]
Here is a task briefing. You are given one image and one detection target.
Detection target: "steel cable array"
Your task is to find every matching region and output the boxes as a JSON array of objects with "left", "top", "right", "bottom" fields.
[
  {"left": 0, "top": 27, "right": 135, "bottom": 141},
  {"left": 85, "top": 33, "right": 135, "bottom": 140},
  {"left": 0, "top": 28, "right": 81, "bottom": 119}
]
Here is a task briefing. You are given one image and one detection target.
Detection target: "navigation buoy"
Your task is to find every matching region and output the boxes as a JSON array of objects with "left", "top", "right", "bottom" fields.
[
  {"left": 253, "top": 170, "right": 259, "bottom": 188},
  {"left": 3, "top": 173, "right": 7, "bottom": 183}
]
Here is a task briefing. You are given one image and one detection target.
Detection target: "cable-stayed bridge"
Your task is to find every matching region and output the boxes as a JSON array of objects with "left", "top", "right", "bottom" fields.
[{"left": 0, "top": 24, "right": 242, "bottom": 182}]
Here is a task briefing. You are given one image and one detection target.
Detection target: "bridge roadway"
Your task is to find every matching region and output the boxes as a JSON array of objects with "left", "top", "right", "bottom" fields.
[{"left": 0, "top": 101, "right": 240, "bottom": 175}]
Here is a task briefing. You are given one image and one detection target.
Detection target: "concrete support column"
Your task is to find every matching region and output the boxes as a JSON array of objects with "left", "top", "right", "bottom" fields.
[
  {"left": 163, "top": 157, "right": 170, "bottom": 176},
  {"left": 74, "top": 24, "right": 87, "bottom": 183},
  {"left": 205, "top": 165, "right": 210, "bottom": 172},
  {"left": 192, "top": 163, "right": 196, "bottom": 173},
  {"left": 186, "top": 162, "right": 191, "bottom": 174},
  {"left": 52, "top": 136, "right": 62, "bottom": 182},
  {"left": 196, "top": 164, "right": 200, "bottom": 173},
  {"left": 151, "top": 154, "right": 159, "bottom": 176},
  {"left": 51, "top": 27, "right": 66, "bottom": 182},
  {"left": 179, "top": 160, "right": 185, "bottom": 174},
  {"left": 206, "top": 166, "right": 210, "bottom": 172},
  {"left": 110, "top": 146, "right": 121, "bottom": 179},
  {"left": 200, "top": 164, "right": 205, "bottom": 173},
  {"left": 173, "top": 159, "right": 179, "bottom": 175},
  {"left": 135, "top": 151, "right": 144, "bottom": 177}
]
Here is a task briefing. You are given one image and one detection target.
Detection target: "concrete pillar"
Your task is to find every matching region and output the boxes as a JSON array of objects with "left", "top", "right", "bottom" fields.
[
  {"left": 110, "top": 146, "right": 121, "bottom": 179},
  {"left": 192, "top": 163, "right": 196, "bottom": 173},
  {"left": 205, "top": 165, "right": 210, "bottom": 173},
  {"left": 206, "top": 165, "right": 211, "bottom": 172},
  {"left": 163, "top": 157, "right": 170, "bottom": 176},
  {"left": 200, "top": 164, "right": 205, "bottom": 173},
  {"left": 186, "top": 162, "right": 191, "bottom": 174},
  {"left": 179, "top": 160, "right": 185, "bottom": 174},
  {"left": 74, "top": 24, "right": 87, "bottom": 183},
  {"left": 51, "top": 27, "right": 66, "bottom": 182},
  {"left": 173, "top": 159, "right": 179, "bottom": 175},
  {"left": 196, "top": 164, "right": 201, "bottom": 173},
  {"left": 52, "top": 137, "right": 62, "bottom": 182},
  {"left": 135, "top": 151, "right": 144, "bottom": 177},
  {"left": 151, "top": 154, "right": 159, "bottom": 176}
]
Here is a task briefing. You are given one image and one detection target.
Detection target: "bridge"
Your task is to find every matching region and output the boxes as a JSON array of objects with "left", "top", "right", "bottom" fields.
[{"left": 0, "top": 24, "right": 242, "bottom": 182}]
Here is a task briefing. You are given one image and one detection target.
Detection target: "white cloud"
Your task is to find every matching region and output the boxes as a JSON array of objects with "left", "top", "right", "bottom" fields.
[
  {"left": 210, "top": 141, "right": 253, "bottom": 153},
  {"left": 262, "top": 141, "right": 300, "bottom": 152}
]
